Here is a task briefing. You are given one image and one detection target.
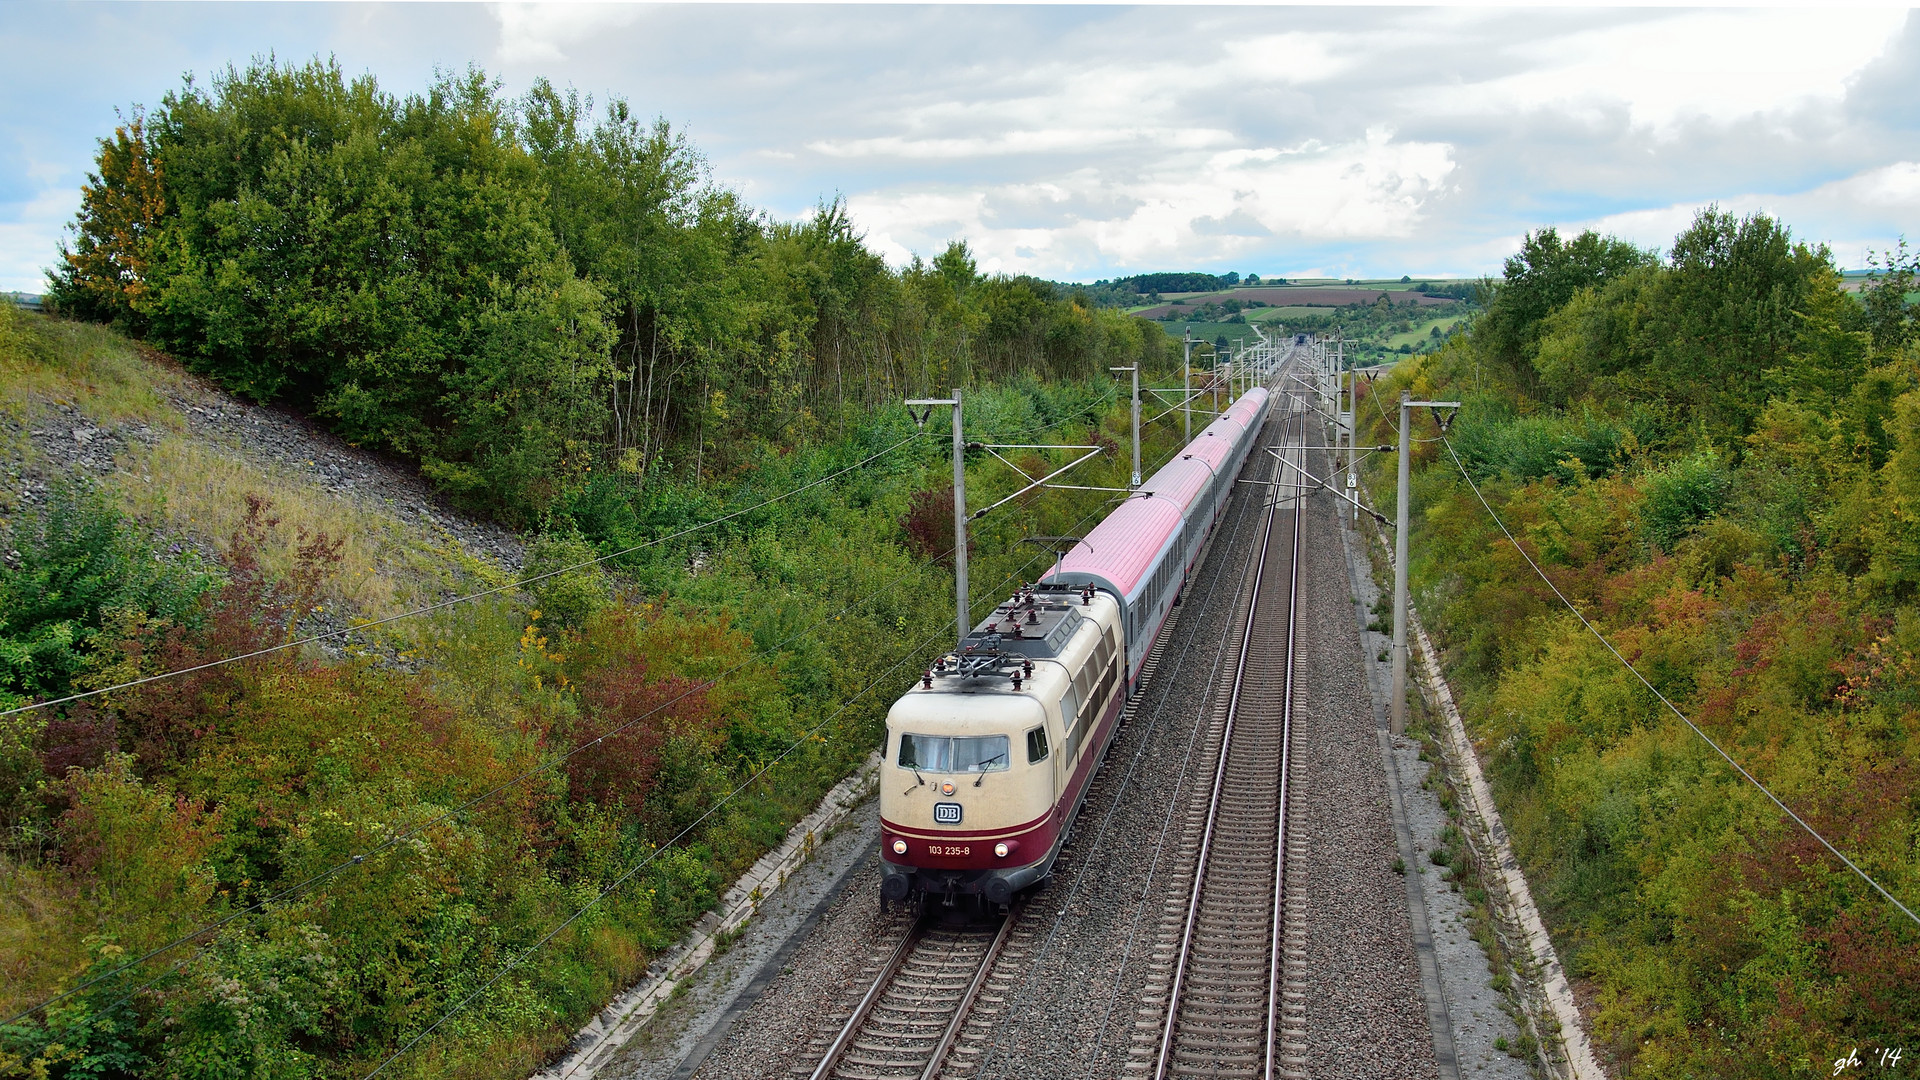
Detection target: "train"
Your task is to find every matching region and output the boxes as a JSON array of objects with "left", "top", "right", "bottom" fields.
[{"left": 879, "top": 387, "right": 1273, "bottom": 907}]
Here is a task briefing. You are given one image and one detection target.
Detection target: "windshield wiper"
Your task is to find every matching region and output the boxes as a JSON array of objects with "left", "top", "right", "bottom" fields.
[{"left": 974, "top": 752, "right": 1007, "bottom": 785}]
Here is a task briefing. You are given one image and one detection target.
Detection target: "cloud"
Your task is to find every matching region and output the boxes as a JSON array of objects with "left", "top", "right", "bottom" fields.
[
  {"left": 3, "top": 5, "right": 1917, "bottom": 289},
  {"left": 849, "top": 128, "right": 1456, "bottom": 276},
  {"left": 489, "top": 2, "right": 645, "bottom": 67},
  {"left": 1574, "top": 160, "right": 1920, "bottom": 266},
  {"left": 1426, "top": 9, "right": 1907, "bottom": 134},
  {"left": 0, "top": 185, "right": 79, "bottom": 295}
]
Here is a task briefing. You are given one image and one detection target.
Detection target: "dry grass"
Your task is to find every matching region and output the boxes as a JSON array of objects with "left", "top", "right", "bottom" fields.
[
  {"left": 0, "top": 307, "right": 186, "bottom": 427},
  {"left": 119, "top": 436, "right": 491, "bottom": 624},
  {"left": 1, "top": 306, "right": 500, "bottom": 633}
]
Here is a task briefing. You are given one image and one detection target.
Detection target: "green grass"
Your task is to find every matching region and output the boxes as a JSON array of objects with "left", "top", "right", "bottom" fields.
[{"left": 0, "top": 308, "right": 188, "bottom": 427}]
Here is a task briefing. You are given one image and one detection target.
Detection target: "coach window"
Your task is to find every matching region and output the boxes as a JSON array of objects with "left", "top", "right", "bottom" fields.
[{"left": 1027, "top": 726, "right": 1049, "bottom": 764}]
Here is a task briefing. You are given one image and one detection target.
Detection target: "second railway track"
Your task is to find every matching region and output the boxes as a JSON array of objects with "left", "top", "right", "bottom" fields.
[{"left": 1146, "top": 401, "right": 1309, "bottom": 1080}]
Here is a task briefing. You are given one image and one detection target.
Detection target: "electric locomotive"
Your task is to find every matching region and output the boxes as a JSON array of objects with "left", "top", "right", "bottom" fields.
[{"left": 879, "top": 387, "right": 1272, "bottom": 907}]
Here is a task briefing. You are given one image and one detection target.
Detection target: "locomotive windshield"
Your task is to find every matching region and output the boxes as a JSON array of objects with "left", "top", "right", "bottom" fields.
[{"left": 898, "top": 733, "right": 1010, "bottom": 773}]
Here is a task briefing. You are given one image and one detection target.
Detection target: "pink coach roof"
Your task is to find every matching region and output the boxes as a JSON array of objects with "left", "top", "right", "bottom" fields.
[
  {"left": 1138, "top": 455, "right": 1213, "bottom": 517},
  {"left": 1183, "top": 416, "right": 1245, "bottom": 474},
  {"left": 1224, "top": 387, "right": 1269, "bottom": 427},
  {"left": 1052, "top": 495, "right": 1183, "bottom": 599}
]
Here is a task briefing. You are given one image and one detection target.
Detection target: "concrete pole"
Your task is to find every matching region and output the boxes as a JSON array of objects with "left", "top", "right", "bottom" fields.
[
  {"left": 1131, "top": 363, "right": 1142, "bottom": 487},
  {"left": 952, "top": 387, "right": 970, "bottom": 647},
  {"left": 1183, "top": 339, "right": 1192, "bottom": 443},
  {"left": 1391, "top": 390, "right": 1411, "bottom": 735}
]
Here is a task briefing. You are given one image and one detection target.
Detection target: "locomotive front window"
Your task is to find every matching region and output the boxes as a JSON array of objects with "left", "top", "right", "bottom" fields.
[{"left": 898, "top": 733, "right": 1011, "bottom": 773}]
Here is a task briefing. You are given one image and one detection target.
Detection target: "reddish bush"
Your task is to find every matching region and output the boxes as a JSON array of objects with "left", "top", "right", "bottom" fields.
[
  {"left": 902, "top": 484, "right": 968, "bottom": 566},
  {"left": 110, "top": 495, "right": 343, "bottom": 775},
  {"left": 565, "top": 659, "right": 714, "bottom": 817},
  {"left": 38, "top": 703, "right": 117, "bottom": 778}
]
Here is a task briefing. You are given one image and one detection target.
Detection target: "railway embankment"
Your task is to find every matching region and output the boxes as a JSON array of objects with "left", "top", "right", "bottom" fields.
[
  {"left": 1348, "top": 492, "right": 1604, "bottom": 1080},
  {"left": 4, "top": 325, "right": 525, "bottom": 637},
  {"left": 536, "top": 757, "right": 882, "bottom": 1080}
]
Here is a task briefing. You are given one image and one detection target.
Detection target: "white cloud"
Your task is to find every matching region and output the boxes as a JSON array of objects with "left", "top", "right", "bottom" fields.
[
  {"left": 1574, "top": 160, "right": 1920, "bottom": 267},
  {"left": 5, "top": 5, "right": 1917, "bottom": 289},
  {"left": 489, "top": 2, "right": 645, "bottom": 66},
  {"left": 849, "top": 128, "right": 1456, "bottom": 276},
  {"left": 1431, "top": 9, "right": 1906, "bottom": 134},
  {"left": 1219, "top": 32, "right": 1356, "bottom": 86},
  {"left": 809, "top": 126, "right": 1234, "bottom": 161},
  {"left": 0, "top": 185, "right": 78, "bottom": 294}
]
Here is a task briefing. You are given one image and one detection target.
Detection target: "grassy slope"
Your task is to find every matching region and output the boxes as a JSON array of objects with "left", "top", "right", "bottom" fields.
[{"left": 0, "top": 313, "right": 502, "bottom": 630}]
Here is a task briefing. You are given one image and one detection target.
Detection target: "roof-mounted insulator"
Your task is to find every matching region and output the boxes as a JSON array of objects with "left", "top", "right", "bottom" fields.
[
  {"left": 922, "top": 671, "right": 934, "bottom": 689},
  {"left": 1023, "top": 660, "right": 1034, "bottom": 677},
  {"left": 1026, "top": 609, "right": 1039, "bottom": 625},
  {"left": 1011, "top": 672, "right": 1023, "bottom": 690}
]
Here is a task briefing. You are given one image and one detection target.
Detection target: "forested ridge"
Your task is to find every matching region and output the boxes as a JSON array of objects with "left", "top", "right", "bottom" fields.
[{"left": 1363, "top": 213, "right": 1920, "bottom": 1076}]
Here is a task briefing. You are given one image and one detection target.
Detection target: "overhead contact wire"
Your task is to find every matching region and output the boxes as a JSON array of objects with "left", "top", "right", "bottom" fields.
[
  {"left": 0, "top": 433, "right": 929, "bottom": 721},
  {"left": 12, "top": 393, "right": 1124, "bottom": 1028},
  {"left": 2, "top": 544, "right": 955, "bottom": 1028}
]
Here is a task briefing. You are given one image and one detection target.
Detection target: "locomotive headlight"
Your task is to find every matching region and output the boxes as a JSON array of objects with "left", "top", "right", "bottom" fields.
[
  {"left": 892, "top": 839, "right": 908, "bottom": 855},
  {"left": 994, "top": 842, "right": 1009, "bottom": 858}
]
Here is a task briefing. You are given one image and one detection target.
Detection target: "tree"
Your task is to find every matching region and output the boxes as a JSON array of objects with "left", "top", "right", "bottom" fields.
[
  {"left": 1475, "top": 227, "right": 1654, "bottom": 391},
  {"left": 46, "top": 110, "right": 166, "bottom": 327},
  {"left": 1642, "top": 208, "right": 1831, "bottom": 435}
]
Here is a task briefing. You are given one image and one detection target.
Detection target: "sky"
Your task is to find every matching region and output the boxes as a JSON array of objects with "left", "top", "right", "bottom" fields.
[{"left": 3, "top": 3, "right": 1918, "bottom": 292}]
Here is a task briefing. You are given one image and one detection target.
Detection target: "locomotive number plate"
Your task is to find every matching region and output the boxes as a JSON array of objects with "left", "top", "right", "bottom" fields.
[
  {"left": 933, "top": 802, "right": 963, "bottom": 824},
  {"left": 932, "top": 845, "right": 972, "bottom": 856}
]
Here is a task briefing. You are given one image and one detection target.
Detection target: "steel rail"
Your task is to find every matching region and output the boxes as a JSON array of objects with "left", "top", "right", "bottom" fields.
[
  {"left": 1263, "top": 406, "right": 1306, "bottom": 1080},
  {"left": 1152, "top": 403, "right": 1298, "bottom": 1080},
  {"left": 917, "top": 905, "right": 1021, "bottom": 1080},
  {"left": 807, "top": 918, "right": 929, "bottom": 1080},
  {"left": 807, "top": 904, "right": 1019, "bottom": 1080}
]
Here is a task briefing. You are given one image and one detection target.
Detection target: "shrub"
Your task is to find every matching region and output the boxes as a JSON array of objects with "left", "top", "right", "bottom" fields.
[
  {"left": 1641, "top": 452, "right": 1729, "bottom": 551},
  {"left": 525, "top": 531, "right": 608, "bottom": 632},
  {"left": 0, "top": 478, "right": 216, "bottom": 708}
]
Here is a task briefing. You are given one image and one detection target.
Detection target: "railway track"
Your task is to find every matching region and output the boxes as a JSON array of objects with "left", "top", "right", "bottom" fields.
[
  {"left": 801, "top": 905, "right": 1025, "bottom": 1080},
  {"left": 1140, "top": 402, "right": 1309, "bottom": 1080}
]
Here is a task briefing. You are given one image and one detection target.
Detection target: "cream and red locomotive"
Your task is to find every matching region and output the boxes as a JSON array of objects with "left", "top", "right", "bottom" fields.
[{"left": 879, "top": 388, "right": 1271, "bottom": 907}]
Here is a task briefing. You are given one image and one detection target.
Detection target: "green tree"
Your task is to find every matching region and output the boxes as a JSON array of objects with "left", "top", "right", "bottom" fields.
[{"left": 1475, "top": 227, "right": 1654, "bottom": 393}]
